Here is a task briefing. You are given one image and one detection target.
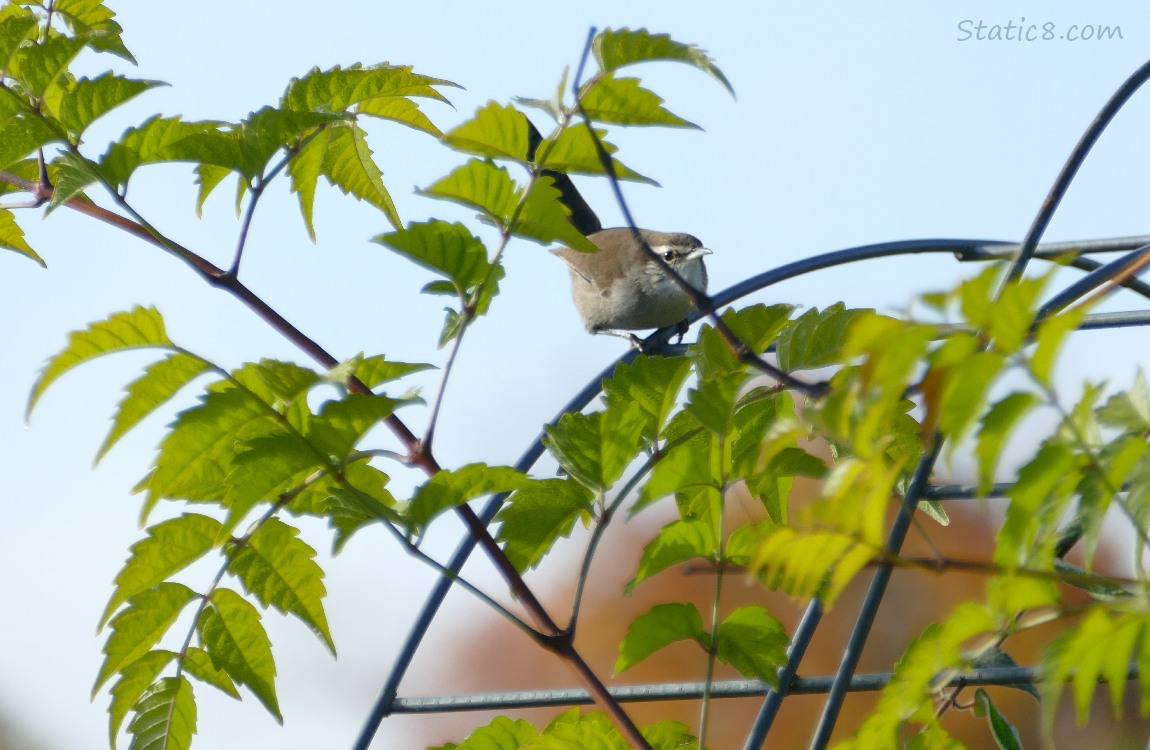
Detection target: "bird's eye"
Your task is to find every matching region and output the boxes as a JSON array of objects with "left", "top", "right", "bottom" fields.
[{"left": 662, "top": 250, "right": 676, "bottom": 261}]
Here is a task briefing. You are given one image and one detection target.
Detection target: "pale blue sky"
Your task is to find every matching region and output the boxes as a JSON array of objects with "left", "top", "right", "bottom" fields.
[{"left": 2, "top": 2, "right": 1149, "bottom": 748}]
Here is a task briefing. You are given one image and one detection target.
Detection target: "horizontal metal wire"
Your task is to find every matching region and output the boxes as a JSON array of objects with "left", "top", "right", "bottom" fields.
[{"left": 387, "top": 664, "right": 1135, "bottom": 714}]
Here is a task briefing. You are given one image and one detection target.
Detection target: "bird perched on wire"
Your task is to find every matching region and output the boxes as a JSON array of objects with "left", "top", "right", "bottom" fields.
[{"left": 552, "top": 228, "right": 711, "bottom": 340}]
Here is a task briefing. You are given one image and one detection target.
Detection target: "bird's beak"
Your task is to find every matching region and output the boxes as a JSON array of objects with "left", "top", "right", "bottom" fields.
[{"left": 686, "top": 247, "right": 713, "bottom": 262}]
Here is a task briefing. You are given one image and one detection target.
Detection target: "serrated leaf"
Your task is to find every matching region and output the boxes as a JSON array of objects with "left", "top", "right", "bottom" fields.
[
  {"left": 198, "top": 588, "right": 281, "bottom": 722},
  {"left": 46, "top": 151, "right": 102, "bottom": 211},
  {"left": 195, "top": 162, "right": 232, "bottom": 216},
  {"left": 714, "top": 606, "right": 788, "bottom": 684},
  {"left": 976, "top": 392, "right": 1040, "bottom": 495},
  {"left": 593, "top": 28, "right": 734, "bottom": 95},
  {"left": 374, "top": 220, "right": 491, "bottom": 294},
  {"left": 441, "top": 716, "right": 538, "bottom": 750},
  {"left": 98, "top": 351, "right": 213, "bottom": 462},
  {"left": 324, "top": 464, "right": 399, "bottom": 550},
  {"left": 0, "top": 13, "right": 37, "bottom": 71},
  {"left": 344, "top": 354, "right": 435, "bottom": 390},
  {"left": 514, "top": 174, "right": 599, "bottom": 252},
  {"left": 108, "top": 650, "right": 174, "bottom": 748},
  {"left": 581, "top": 73, "right": 699, "bottom": 128},
  {"left": 603, "top": 354, "right": 692, "bottom": 444},
  {"left": 227, "top": 517, "right": 334, "bottom": 654},
  {"left": 997, "top": 442, "right": 1078, "bottom": 568},
  {"left": 283, "top": 63, "right": 456, "bottom": 112},
  {"left": 181, "top": 646, "right": 239, "bottom": 699},
  {"left": 53, "top": 0, "right": 135, "bottom": 62},
  {"left": 637, "top": 429, "right": 719, "bottom": 514},
  {"left": 627, "top": 518, "right": 716, "bottom": 593},
  {"left": 100, "top": 514, "right": 222, "bottom": 630},
  {"left": 1098, "top": 370, "right": 1150, "bottom": 431},
  {"left": 936, "top": 351, "right": 1005, "bottom": 448},
  {"left": 615, "top": 603, "right": 705, "bottom": 673},
  {"left": 642, "top": 720, "right": 696, "bottom": 750},
  {"left": 27, "top": 306, "right": 173, "bottom": 418},
  {"left": 306, "top": 392, "right": 406, "bottom": 459},
  {"left": 973, "top": 689, "right": 1024, "bottom": 750},
  {"left": 95, "top": 583, "right": 198, "bottom": 695},
  {"left": 989, "top": 274, "right": 1046, "bottom": 355},
  {"left": 58, "top": 74, "right": 165, "bottom": 138},
  {"left": 406, "top": 463, "right": 528, "bottom": 533},
  {"left": 442, "top": 101, "right": 530, "bottom": 161},
  {"left": 358, "top": 96, "right": 442, "bottom": 136},
  {"left": 12, "top": 34, "right": 86, "bottom": 98},
  {"left": 544, "top": 401, "right": 646, "bottom": 492},
  {"left": 776, "top": 304, "right": 871, "bottom": 372},
  {"left": 534, "top": 125, "right": 655, "bottom": 184},
  {"left": 126, "top": 676, "right": 196, "bottom": 750},
  {"left": 418, "top": 157, "right": 517, "bottom": 226},
  {"left": 495, "top": 478, "right": 594, "bottom": 571},
  {"left": 0, "top": 114, "right": 61, "bottom": 171},
  {"left": 100, "top": 116, "right": 220, "bottom": 188},
  {"left": 0, "top": 206, "right": 42, "bottom": 264},
  {"left": 685, "top": 370, "right": 743, "bottom": 437},
  {"left": 314, "top": 120, "right": 400, "bottom": 229}
]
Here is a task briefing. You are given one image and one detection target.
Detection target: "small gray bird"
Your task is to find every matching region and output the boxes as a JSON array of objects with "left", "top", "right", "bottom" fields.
[{"left": 553, "top": 228, "right": 712, "bottom": 338}]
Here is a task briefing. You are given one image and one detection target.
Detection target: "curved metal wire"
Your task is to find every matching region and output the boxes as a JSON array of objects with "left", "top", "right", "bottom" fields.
[{"left": 355, "top": 235, "right": 1150, "bottom": 750}]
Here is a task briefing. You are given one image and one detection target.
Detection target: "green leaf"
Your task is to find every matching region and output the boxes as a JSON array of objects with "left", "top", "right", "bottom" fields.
[
  {"left": 976, "top": 392, "right": 1040, "bottom": 496},
  {"left": 603, "top": 354, "right": 692, "bottom": 444},
  {"left": 28, "top": 306, "right": 173, "bottom": 417},
  {"left": 775, "top": 304, "right": 870, "bottom": 372},
  {"left": 1097, "top": 370, "right": 1150, "bottom": 431},
  {"left": 1031, "top": 301, "right": 1088, "bottom": 386},
  {"left": 198, "top": 588, "right": 281, "bottom": 722},
  {"left": 637, "top": 429, "right": 719, "bottom": 515},
  {"left": 580, "top": 73, "right": 699, "bottom": 128},
  {"left": 514, "top": 174, "right": 599, "bottom": 252},
  {"left": 405, "top": 463, "right": 528, "bottom": 533},
  {"left": 126, "top": 677, "right": 196, "bottom": 750},
  {"left": 534, "top": 125, "right": 655, "bottom": 184},
  {"left": 441, "top": 100, "right": 530, "bottom": 161},
  {"left": 100, "top": 514, "right": 222, "bottom": 630},
  {"left": 94, "top": 583, "right": 198, "bottom": 695},
  {"left": 12, "top": 34, "right": 86, "bottom": 99},
  {"left": 358, "top": 96, "right": 442, "bottom": 136},
  {"left": 615, "top": 602, "right": 705, "bottom": 673},
  {"left": 374, "top": 220, "right": 491, "bottom": 295},
  {"left": 495, "top": 478, "right": 594, "bottom": 571},
  {"left": 0, "top": 115, "right": 61, "bottom": 171},
  {"left": 418, "top": 158, "right": 517, "bottom": 226},
  {"left": 936, "top": 351, "right": 1005, "bottom": 449},
  {"left": 226, "top": 517, "right": 334, "bottom": 654},
  {"left": 283, "top": 63, "right": 455, "bottom": 112},
  {"left": 53, "top": 0, "right": 135, "bottom": 62},
  {"left": 195, "top": 163, "right": 232, "bottom": 216},
  {"left": 108, "top": 650, "right": 174, "bottom": 748},
  {"left": 181, "top": 646, "right": 239, "bottom": 699},
  {"left": 544, "top": 401, "right": 647, "bottom": 492},
  {"left": 0, "top": 13, "right": 37, "bottom": 72},
  {"left": 0, "top": 206, "right": 42, "bottom": 265},
  {"left": 685, "top": 370, "right": 743, "bottom": 437},
  {"left": 642, "top": 720, "right": 697, "bottom": 750},
  {"left": 312, "top": 120, "right": 400, "bottom": 229},
  {"left": 439, "top": 716, "right": 538, "bottom": 750},
  {"left": 138, "top": 382, "right": 279, "bottom": 514},
  {"left": 337, "top": 353, "right": 435, "bottom": 390},
  {"left": 98, "top": 351, "right": 213, "bottom": 462},
  {"left": 46, "top": 151, "right": 102, "bottom": 211},
  {"left": 57, "top": 74, "right": 165, "bottom": 138},
  {"left": 973, "top": 689, "right": 1024, "bottom": 750},
  {"left": 989, "top": 274, "right": 1046, "bottom": 355},
  {"left": 997, "top": 442, "right": 1078, "bottom": 568},
  {"left": 321, "top": 461, "right": 398, "bottom": 550},
  {"left": 714, "top": 606, "right": 788, "bottom": 684},
  {"left": 307, "top": 392, "right": 407, "bottom": 459},
  {"left": 627, "top": 518, "right": 716, "bottom": 593},
  {"left": 593, "top": 28, "right": 734, "bottom": 95},
  {"left": 100, "top": 116, "right": 220, "bottom": 188}
]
